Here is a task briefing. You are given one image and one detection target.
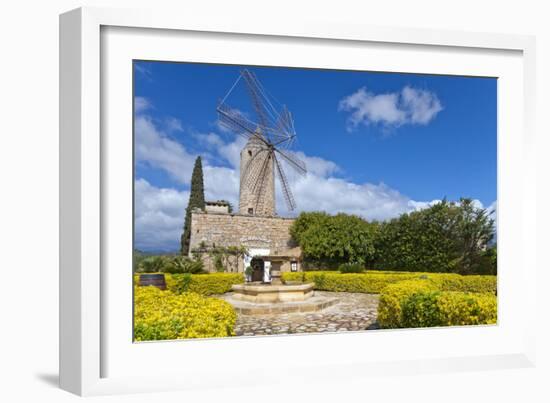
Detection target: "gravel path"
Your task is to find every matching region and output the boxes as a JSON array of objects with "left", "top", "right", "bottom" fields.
[{"left": 233, "top": 291, "right": 380, "bottom": 336}]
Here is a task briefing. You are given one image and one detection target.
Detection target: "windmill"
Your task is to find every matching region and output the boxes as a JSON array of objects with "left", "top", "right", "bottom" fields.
[{"left": 216, "top": 69, "right": 307, "bottom": 215}]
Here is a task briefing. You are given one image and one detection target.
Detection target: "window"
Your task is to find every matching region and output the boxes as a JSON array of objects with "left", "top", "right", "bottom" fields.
[
  {"left": 248, "top": 150, "right": 252, "bottom": 156},
  {"left": 291, "top": 261, "right": 297, "bottom": 272},
  {"left": 248, "top": 207, "right": 253, "bottom": 214}
]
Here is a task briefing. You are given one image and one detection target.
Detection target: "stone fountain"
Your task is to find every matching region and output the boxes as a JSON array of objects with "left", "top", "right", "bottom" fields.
[
  {"left": 222, "top": 280, "right": 338, "bottom": 315},
  {"left": 231, "top": 282, "right": 315, "bottom": 303}
]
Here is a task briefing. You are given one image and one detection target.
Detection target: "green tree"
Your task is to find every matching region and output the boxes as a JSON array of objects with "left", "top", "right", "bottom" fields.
[
  {"left": 180, "top": 156, "right": 206, "bottom": 255},
  {"left": 374, "top": 199, "right": 495, "bottom": 274},
  {"left": 290, "top": 212, "right": 378, "bottom": 266},
  {"left": 375, "top": 200, "right": 459, "bottom": 273},
  {"left": 453, "top": 198, "right": 496, "bottom": 274}
]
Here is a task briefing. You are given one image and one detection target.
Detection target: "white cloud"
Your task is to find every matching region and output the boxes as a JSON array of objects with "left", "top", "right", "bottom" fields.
[
  {"left": 203, "top": 165, "right": 240, "bottom": 206},
  {"left": 195, "top": 132, "right": 248, "bottom": 169},
  {"left": 164, "top": 117, "right": 184, "bottom": 133},
  {"left": 134, "top": 96, "right": 151, "bottom": 114},
  {"left": 276, "top": 175, "right": 431, "bottom": 221},
  {"left": 487, "top": 199, "right": 497, "bottom": 228},
  {"left": 191, "top": 135, "right": 442, "bottom": 221},
  {"left": 134, "top": 114, "right": 196, "bottom": 184},
  {"left": 134, "top": 178, "right": 188, "bottom": 252},
  {"left": 133, "top": 103, "right": 494, "bottom": 251},
  {"left": 339, "top": 85, "right": 443, "bottom": 130},
  {"left": 292, "top": 151, "right": 340, "bottom": 178},
  {"left": 401, "top": 86, "right": 443, "bottom": 124},
  {"left": 135, "top": 64, "right": 153, "bottom": 81},
  {"left": 407, "top": 199, "right": 442, "bottom": 211}
]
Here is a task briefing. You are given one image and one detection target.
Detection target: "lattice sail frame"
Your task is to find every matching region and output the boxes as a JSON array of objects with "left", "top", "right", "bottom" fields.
[{"left": 217, "top": 69, "right": 307, "bottom": 211}]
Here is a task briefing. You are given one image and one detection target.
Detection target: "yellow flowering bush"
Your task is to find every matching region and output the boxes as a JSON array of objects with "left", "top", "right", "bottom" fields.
[
  {"left": 134, "top": 286, "right": 237, "bottom": 341},
  {"left": 282, "top": 271, "right": 420, "bottom": 293},
  {"left": 281, "top": 271, "right": 496, "bottom": 295},
  {"left": 401, "top": 291, "right": 497, "bottom": 328},
  {"left": 377, "top": 280, "right": 439, "bottom": 328},
  {"left": 427, "top": 274, "right": 496, "bottom": 294}
]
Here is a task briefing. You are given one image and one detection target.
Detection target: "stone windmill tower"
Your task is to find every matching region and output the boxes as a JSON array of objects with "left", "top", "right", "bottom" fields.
[
  {"left": 217, "top": 69, "right": 307, "bottom": 217},
  {"left": 239, "top": 134, "right": 275, "bottom": 216}
]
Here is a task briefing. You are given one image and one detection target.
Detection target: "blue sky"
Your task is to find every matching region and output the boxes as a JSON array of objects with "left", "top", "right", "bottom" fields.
[{"left": 134, "top": 61, "right": 497, "bottom": 252}]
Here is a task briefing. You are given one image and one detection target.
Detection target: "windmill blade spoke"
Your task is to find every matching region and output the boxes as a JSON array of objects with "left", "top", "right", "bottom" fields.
[
  {"left": 275, "top": 106, "right": 294, "bottom": 138},
  {"left": 241, "top": 69, "right": 280, "bottom": 143},
  {"left": 243, "top": 149, "right": 269, "bottom": 190},
  {"left": 250, "top": 153, "right": 272, "bottom": 213},
  {"left": 218, "top": 69, "right": 307, "bottom": 213},
  {"left": 274, "top": 154, "right": 297, "bottom": 211},
  {"left": 217, "top": 106, "right": 256, "bottom": 138},
  {"left": 251, "top": 151, "right": 272, "bottom": 194},
  {"left": 263, "top": 129, "right": 293, "bottom": 143},
  {"left": 217, "top": 104, "right": 270, "bottom": 146},
  {"left": 274, "top": 148, "right": 307, "bottom": 176},
  {"left": 272, "top": 135, "right": 296, "bottom": 149},
  {"left": 253, "top": 170, "right": 269, "bottom": 211}
]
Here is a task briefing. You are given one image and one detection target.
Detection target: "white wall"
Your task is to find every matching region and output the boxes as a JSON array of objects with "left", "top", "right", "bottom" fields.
[{"left": 0, "top": 0, "right": 548, "bottom": 402}]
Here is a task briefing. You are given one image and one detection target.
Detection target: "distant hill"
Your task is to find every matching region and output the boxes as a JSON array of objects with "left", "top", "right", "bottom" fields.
[{"left": 134, "top": 249, "right": 179, "bottom": 257}]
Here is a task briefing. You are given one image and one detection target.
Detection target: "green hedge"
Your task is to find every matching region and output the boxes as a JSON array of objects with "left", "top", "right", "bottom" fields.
[
  {"left": 281, "top": 271, "right": 496, "bottom": 295},
  {"left": 168, "top": 273, "right": 243, "bottom": 295},
  {"left": 133, "top": 286, "right": 237, "bottom": 341},
  {"left": 401, "top": 291, "right": 497, "bottom": 328}
]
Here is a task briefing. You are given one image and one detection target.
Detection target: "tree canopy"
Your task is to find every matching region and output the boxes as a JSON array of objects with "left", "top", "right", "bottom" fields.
[
  {"left": 290, "top": 199, "right": 496, "bottom": 274},
  {"left": 290, "top": 212, "right": 378, "bottom": 265},
  {"left": 180, "top": 156, "right": 206, "bottom": 255},
  {"left": 374, "top": 198, "right": 495, "bottom": 274}
]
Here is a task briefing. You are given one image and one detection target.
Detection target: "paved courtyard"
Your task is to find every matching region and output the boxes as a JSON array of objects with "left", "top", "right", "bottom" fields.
[{"left": 230, "top": 291, "right": 380, "bottom": 336}]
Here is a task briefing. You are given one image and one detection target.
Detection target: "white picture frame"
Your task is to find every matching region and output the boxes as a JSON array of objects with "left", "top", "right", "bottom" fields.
[{"left": 59, "top": 6, "right": 537, "bottom": 396}]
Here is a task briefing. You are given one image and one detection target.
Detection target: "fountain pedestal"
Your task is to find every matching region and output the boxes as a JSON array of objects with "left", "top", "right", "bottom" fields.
[{"left": 231, "top": 282, "right": 314, "bottom": 303}]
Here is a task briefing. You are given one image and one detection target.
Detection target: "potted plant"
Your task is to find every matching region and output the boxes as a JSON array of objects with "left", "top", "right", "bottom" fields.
[{"left": 244, "top": 266, "right": 254, "bottom": 282}]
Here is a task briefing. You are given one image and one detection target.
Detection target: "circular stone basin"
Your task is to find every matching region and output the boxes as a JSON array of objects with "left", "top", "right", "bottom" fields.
[{"left": 231, "top": 282, "right": 314, "bottom": 303}]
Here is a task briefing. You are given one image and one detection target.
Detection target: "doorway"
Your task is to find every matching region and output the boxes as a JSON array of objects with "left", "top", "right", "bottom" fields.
[{"left": 250, "top": 258, "right": 264, "bottom": 282}]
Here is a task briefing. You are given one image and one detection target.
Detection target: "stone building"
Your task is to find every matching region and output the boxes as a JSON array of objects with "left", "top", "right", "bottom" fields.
[
  {"left": 205, "top": 200, "right": 231, "bottom": 214},
  {"left": 189, "top": 137, "right": 302, "bottom": 281}
]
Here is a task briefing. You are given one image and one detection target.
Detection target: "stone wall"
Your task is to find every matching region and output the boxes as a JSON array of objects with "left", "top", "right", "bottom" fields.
[
  {"left": 189, "top": 211, "right": 298, "bottom": 272},
  {"left": 205, "top": 204, "right": 230, "bottom": 214}
]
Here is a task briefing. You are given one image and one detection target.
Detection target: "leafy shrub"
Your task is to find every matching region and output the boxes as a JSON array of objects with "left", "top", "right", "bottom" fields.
[
  {"left": 169, "top": 273, "right": 243, "bottom": 295},
  {"left": 290, "top": 212, "right": 378, "bottom": 265},
  {"left": 205, "top": 246, "right": 249, "bottom": 273},
  {"left": 134, "top": 286, "right": 236, "bottom": 341},
  {"left": 401, "top": 291, "right": 497, "bottom": 328},
  {"left": 377, "top": 280, "right": 439, "bottom": 328},
  {"left": 164, "top": 256, "right": 204, "bottom": 274},
  {"left": 133, "top": 250, "right": 147, "bottom": 273},
  {"left": 213, "top": 254, "right": 225, "bottom": 272},
  {"left": 339, "top": 263, "right": 365, "bottom": 273},
  {"left": 176, "top": 273, "right": 193, "bottom": 292},
  {"left": 136, "top": 255, "right": 169, "bottom": 273},
  {"left": 374, "top": 199, "right": 495, "bottom": 274}
]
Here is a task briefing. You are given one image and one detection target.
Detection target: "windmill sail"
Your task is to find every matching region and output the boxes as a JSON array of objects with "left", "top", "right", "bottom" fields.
[{"left": 217, "top": 69, "right": 307, "bottom": 213}]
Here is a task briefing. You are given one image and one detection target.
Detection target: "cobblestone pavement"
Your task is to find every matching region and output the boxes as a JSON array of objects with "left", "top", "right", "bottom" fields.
[{"left": 233, "top": 291, "right": 380, "bottom": 336}]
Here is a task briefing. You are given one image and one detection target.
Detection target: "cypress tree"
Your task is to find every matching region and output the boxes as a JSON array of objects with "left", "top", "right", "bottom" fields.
[{"left": 180, "top": 156, "right": 206, "bottom": 255}]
